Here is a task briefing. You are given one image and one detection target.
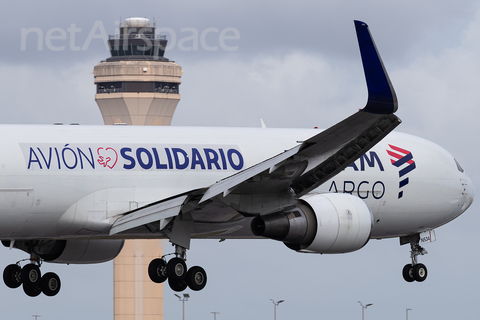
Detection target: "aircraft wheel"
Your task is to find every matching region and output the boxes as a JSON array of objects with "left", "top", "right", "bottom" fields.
[
  {"left": 168, "top": 277, "right": 188, "bottom": 292},
  {"left": 21, "top": 264, "right": 41, "bottom": 288},
  {"left": 23, "top": 282, "right": 41, "bottom": 297},
  {"left": 186, "top": 266, "right": 207, "bottom": 291},
  {"left": 402, "top": 264, "right": 415, "bottom": 283},
  {"left": 41, "top": 272, "right": 61, "bottom": 297},
  {"left": 167, "top": 258, "right": 187, "bottom": 281},
  {"left": 148, "top": 258, "right": 168, "bottom": 283},
  {"left": 3, "top": 264, "right": 22, "bottom": 288},
  {"left": 413, "top": 263, "right": 428, "bottom": 282}
]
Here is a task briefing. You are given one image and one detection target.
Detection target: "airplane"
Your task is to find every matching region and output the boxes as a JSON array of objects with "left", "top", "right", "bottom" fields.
[{"left": 0, "top": 20, "right": 474, "bottom": 297}]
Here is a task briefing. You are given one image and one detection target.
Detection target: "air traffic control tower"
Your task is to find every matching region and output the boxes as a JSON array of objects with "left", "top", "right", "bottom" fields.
[
  {"left": 94, "top": 17, "right": 182, "bottom": 126},
  {"left": 93, "top": 17, "right": 183, "bottom": 320}
]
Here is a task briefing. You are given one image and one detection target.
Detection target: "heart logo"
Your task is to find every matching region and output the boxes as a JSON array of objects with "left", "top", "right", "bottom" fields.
[{"left": 97, "top": 147, "right": 118, "bottom": 169}]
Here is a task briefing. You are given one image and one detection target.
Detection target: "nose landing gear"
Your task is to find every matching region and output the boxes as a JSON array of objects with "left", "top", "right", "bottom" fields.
[
  {"left": 147, "top": 245, "right": 207, "bottom": 292},
  {"left": 2, "top": 256, "right": 61, "bottom": 297},
  {"left": 402, "top": 234, "right": 428, "bottom": 282}
]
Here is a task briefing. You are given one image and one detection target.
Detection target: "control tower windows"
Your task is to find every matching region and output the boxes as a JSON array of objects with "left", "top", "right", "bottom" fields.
[
  {"left": 154, "top": 82, "right": 178, "bottom": 93},
  {"left": 126, "top": 82, "right": 152, "bottom": 92},
  {"left": 109, "top": 43, "right": 165, "bottom": 57},
  {"left": 97, "top": 82, "right": 122, "bottom": 93},
  {"left": 97, "top": 82, "right": 179, "bottom": 94}
]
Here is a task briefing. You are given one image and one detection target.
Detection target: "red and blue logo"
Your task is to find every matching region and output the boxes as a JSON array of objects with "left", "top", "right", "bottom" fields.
[{"left": 387, "top": 145, "right": 416, "bottom": 199}]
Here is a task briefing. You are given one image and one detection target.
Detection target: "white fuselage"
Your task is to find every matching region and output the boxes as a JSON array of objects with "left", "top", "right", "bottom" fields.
[{"left": 0, "top": 124, "right": 473, "bottom": 241}]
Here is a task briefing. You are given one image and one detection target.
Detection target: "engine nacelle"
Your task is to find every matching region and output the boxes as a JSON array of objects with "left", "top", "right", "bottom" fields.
[
  {"left": 3, "top": 239, "right": 125, "bottom": 264},
  {"left": 251, "top": 193, "right": 373, "bottom": 254}
]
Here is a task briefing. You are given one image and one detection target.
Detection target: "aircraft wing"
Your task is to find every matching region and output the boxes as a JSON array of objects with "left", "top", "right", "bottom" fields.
[
  {"left": 200, "top": 111, "right": 399, "bottom": 203},
  {"left": 109, "top": 20, "right": 401, "bottom": 246}
]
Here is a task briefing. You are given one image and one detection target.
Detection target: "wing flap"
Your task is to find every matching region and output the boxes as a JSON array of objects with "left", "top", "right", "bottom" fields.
[
  {"left": 109, "top": 195, "right": 189, "bottom": 235},
  {"left": 199, "top": 145, "right": 301, "bottom": 203}
]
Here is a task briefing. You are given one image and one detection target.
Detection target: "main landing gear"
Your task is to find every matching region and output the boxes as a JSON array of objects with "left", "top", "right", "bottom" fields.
[
  {"left": 148, "top": 245, "right": 207, "bottom": 292},
  {"left": 402, "top": 235, "right": 428, "bottom": 283},
  {"left": 3, "top": 257, "right": 61, "bottom": 297}
]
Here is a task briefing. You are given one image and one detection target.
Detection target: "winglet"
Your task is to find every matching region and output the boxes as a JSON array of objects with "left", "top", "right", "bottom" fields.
[{"left": 355, "top": 20, "right": 398, "bottom": 114}]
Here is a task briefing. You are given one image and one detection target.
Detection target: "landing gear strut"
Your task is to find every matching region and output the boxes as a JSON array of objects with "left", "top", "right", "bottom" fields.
[
  {"left": 148, "top": 244, "right": 207, "bottom": 292},
  {"left": 402, "top": 234, "right": 428, "bottom": 282},
  {"left": 3, "top": 255, "right": 61, "bottom": 297}
]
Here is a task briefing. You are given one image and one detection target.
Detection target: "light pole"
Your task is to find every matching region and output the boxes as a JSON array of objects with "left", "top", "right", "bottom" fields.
[
  {"left": 211, "top": 311, "right": 220, "bottom": 320},
  {"left": 175, "top": 293, "right": 190, "bottom": 320},
  {"left": 32, "top": 316, "right": 41, "bottom": 320},
  {"left": 358, "top": 301, "right": 373, "bottom": 320},
  {"left": 270, "top": 299, "right": 284, "bottom": 320},
  {"left": 406, "top": 308, "right": 412, "bottom": 320}
]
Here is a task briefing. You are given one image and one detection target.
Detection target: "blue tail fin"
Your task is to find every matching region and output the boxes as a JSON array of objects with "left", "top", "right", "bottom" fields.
[{"left": 354, "top": 20, "right": 398, "bottom": 114}]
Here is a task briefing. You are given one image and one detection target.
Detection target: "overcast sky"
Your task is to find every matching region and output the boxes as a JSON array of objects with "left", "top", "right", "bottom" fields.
[{"left": 1, "top": 1, "right": 480, "bottom": 320}]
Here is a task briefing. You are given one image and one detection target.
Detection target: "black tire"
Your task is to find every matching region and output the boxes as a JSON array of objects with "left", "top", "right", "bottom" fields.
[
  {"left": 21, "top": 264, "right": 41, "bottom": 288},
  {"left": 41, "top": 272, "right": 61, "bottom": 297},
  {"left": 148, "top": 259, "right": 168, "bottom": 283},
  {"left": 3, "top": 264, "right": 22, "bottom": 289},
  {"left": 186, "top": 266, "right": 207, "bottom": 291},
  {"left": 168, "top": 277, "right": 188, "bottom": 292},
  {"left": 413, "top": 263, "right": 428, "bottom": 282},
  {"left": 167, "top": 258, "right": 187, "bottom": 281},
  {"left": 23, "top": 282, "right": 41, "bottom": 297},
  {"left": 402, "top": 264, "right": 415, "bottom": 283}
]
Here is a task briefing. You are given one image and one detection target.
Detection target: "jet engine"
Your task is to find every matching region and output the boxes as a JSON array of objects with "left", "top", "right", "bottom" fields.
[
  {"left": 251, "top": 193, "right": 373, "bottom": 254},
  {"left": 2, "top": 239, "right": 125, "bottom": 264}
]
